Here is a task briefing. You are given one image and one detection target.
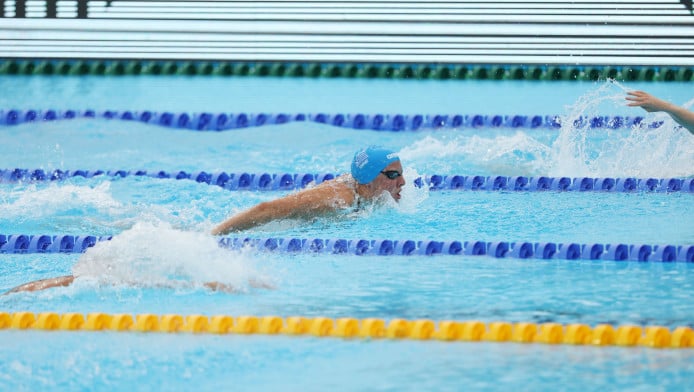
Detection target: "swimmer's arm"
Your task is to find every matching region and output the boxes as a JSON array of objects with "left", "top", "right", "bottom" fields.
[
  {"left": 211, "top": 183, "right": 355, "bottom": 235},
  {"left": 4, "top": 275, "right": 75, "bottom": 294},
  {"left": 665, "top": 107, "right": 694, "bottom": 135},
  {"left": 626, "top": 91, "right": 694, "bottom": 135}
]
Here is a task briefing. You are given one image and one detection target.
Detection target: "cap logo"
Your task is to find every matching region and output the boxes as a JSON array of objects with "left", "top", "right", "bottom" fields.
[
  {"left": 354, "top": 151, "right": 369, "bottom": 169},
  {"left": 386, "top": 153, "right": 398, "bottom": 160}
]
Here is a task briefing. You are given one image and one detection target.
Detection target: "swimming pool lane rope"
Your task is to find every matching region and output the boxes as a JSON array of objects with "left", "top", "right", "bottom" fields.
[
  {"left": 0, "top": 109, "right": 671, "bottom": 131},
  {"left": 2, "top": 168, "right": 692, "bottom": 194},
  {"left": 1, "top": 60, "right": 692, "bottom": 82},
  {"left": 1, "top": 311, "right": 691, "bottom": 349},
  {"left": 1, "top": 234, "right": 692, "bottom": 262}
]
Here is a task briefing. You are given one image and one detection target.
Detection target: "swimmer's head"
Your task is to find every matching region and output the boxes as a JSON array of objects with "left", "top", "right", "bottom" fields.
[
  {"left": 351, "top": 146, "right": 400, "bottom": 184},
  {"left": 351, "top": 146, "right": 405, "bottom": 201}
]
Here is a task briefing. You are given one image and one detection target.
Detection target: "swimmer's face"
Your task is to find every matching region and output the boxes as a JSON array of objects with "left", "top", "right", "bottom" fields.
[{"left": 369, "top": 160, "right": 405, "bottom": 201}]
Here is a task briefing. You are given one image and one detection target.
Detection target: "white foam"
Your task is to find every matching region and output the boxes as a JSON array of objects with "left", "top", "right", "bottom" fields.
[
  {"left": 72, "top": 222, "right": 270, "bottom": 292},
  {"left": 0, "top": 182, "right": 121, "bottom": 220},
  {"left": 399, "top": 133, "right": 552, "bottom": 176}
]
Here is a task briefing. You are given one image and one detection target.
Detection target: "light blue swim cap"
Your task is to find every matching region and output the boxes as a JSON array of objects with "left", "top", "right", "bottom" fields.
[{"left": 351, "top": 146, "right": 400, "bottom": 184}]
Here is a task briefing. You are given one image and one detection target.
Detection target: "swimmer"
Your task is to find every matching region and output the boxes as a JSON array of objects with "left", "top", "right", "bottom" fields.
[
  {"left": 211, "top": 145, "right": 405, "bottom": 235},
  {"left": 626, "top": 90, "right": 694, "bottom": 135},
  {"left": 4, "top": 146, "right": 404, "bottom": 294}
]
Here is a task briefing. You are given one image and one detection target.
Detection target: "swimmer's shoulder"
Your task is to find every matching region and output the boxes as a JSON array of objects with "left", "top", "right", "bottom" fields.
[
  {"left": 321, "top": 173, "right": 355, "bottom": 186},
  {"left": 304, "top": 174, "right": 357, "bottom": 207}
]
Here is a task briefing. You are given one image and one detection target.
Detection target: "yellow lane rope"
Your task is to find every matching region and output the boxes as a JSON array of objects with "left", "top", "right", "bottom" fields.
[{"left": 1, "top": 312, "right": 692, "bottom": 349}]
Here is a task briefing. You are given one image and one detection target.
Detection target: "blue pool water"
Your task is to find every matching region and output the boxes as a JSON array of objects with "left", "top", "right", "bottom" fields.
[{"left": 1, "top": 76, "right": 693, "bottom": 390}]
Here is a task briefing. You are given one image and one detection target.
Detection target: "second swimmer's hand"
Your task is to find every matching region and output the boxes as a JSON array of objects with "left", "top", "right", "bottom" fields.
[{"left": 625, "top": 91, "right": 671, "bottom": 113}]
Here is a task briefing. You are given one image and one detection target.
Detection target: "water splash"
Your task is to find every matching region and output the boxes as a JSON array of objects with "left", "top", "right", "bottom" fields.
[
  {"left": 400, "top": 81, "right": 693, "bottom": 178},
  {"left": 398, "top": 167, "right": 429, "bottom": 213},
  {"left": 0, "top": 182, "right": 121, "bottom": 220},
  {"left": 400, "top": 133, "right": 551, "bottom": 176},
  {"left": 545, "top": 80, "right": 694, "bottom": 177},
  {"left": 72, "top": 222, "right": 271, "bottom": 292},
  {"left": 0, "top": 180, "right": 212, "bottom": 234}
]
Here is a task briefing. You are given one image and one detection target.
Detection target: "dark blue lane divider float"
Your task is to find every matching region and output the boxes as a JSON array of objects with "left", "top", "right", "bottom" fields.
[
  {"left": 0, "top": 234, "right": 692, "bottom": 262},
  {"left": 1, "top": 168, "right": 692, "bottom": 193},
  {"left": 0, "top": 109, "right": 667, "bottom": 131}
]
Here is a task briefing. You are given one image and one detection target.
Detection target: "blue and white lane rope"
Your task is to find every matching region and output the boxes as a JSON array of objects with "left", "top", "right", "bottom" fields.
[
  {"left": 1, "top": 234, "right": 692, "bottom": 262},
  {"left": 1, "top": 169, "right": 692, "bottom": 193},
  {"left": 0, "top": 109, "right": 667, "bottom": 131}
]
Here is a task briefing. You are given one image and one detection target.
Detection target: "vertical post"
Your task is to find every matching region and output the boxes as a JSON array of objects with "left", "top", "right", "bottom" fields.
[
  {"left": 46, "top": 0, "right": 57, "bottom": 18},
  {"left": 15, "top": 0, "right": 26, "bottom": 18},
  {"left": 0, "top": 0, "right": 5, "bottom": 18},
  {"left": 77, "top": 0, "right": 88, "bottom": 18}
]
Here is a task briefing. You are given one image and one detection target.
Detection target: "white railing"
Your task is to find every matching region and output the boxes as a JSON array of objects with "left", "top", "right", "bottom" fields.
[{"left": 1, "top": 1, "right": 692, "bottom": 65}]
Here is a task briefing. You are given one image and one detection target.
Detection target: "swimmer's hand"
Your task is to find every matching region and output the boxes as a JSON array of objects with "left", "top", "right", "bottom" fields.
[
  {"left": 203, "top": 281, "right": 238, "bottom": 293},
  {"left": 625, "top": 90, "right": 672, "bottom": 113},
  {"left": 204, "top": 279, "right": 275, "bottom": 293}
]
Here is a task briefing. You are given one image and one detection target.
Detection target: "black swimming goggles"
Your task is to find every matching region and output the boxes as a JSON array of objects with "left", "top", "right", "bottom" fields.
[{"left": 380, "top": 170, "right": 403, "bottom": 180}]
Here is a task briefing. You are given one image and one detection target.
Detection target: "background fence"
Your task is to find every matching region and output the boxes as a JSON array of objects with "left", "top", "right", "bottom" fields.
[{"left": 1, "top": 1, "right": 693, "bottom": 67}]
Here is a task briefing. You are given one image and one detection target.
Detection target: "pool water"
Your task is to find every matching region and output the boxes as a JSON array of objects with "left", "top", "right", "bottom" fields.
[{"left": 0, "top": 76, "right": 693, "bottom": 390}]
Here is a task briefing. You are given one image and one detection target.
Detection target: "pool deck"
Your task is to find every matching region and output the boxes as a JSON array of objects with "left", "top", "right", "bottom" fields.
[{"left": 1, "top": 1, "right": 693, "bottom": 65}]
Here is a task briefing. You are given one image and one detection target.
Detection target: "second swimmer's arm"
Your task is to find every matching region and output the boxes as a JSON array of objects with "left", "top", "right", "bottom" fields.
[
  {"left": 664, "top": 106, "right": 694, "bottom": 135},
  {"left": 626, "top": 91, "right": 694, "bottom": 135}
]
